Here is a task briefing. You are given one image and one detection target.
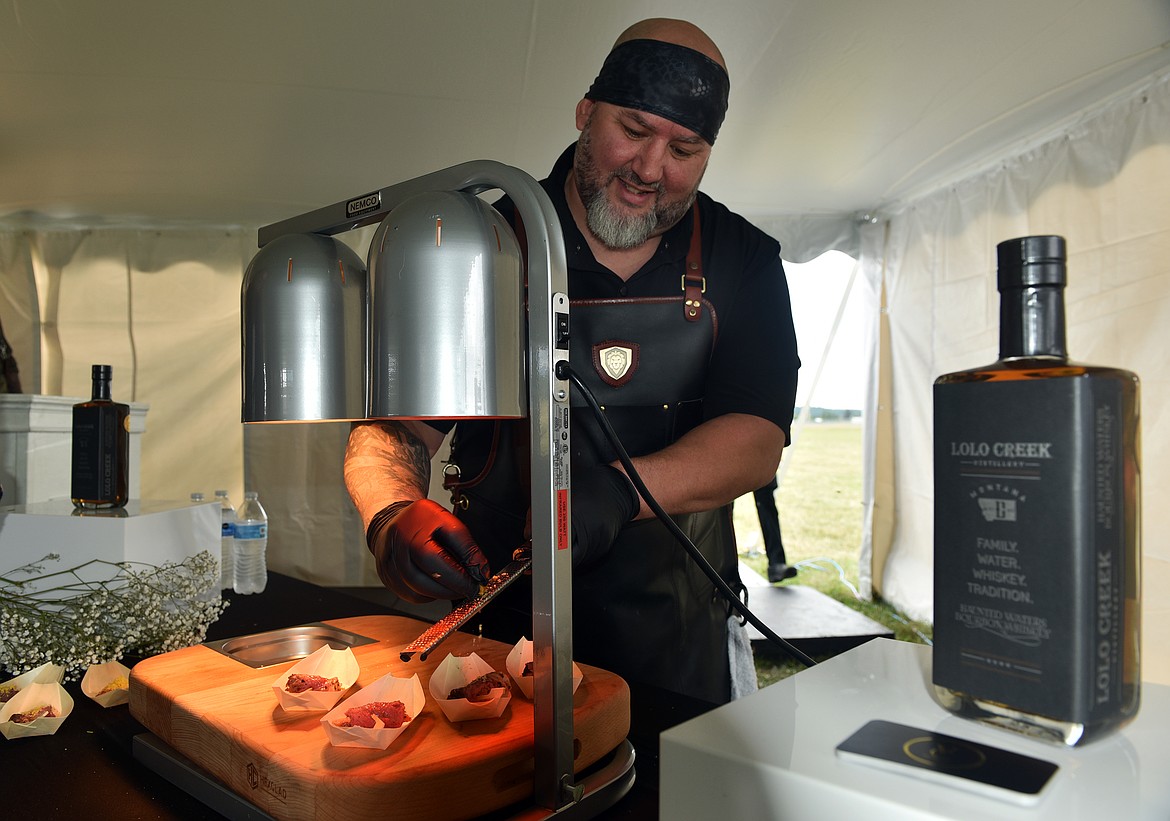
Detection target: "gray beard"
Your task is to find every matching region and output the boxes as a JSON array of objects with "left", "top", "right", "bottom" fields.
[{"left": 584, "top": 187, "right": 659, "bottom": 250}]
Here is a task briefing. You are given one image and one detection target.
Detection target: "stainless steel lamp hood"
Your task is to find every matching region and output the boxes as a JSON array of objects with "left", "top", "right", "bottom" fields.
[
  {"left": 366, "top": 189, "right": 524, "bottom": 420},
  {"left": 241, "top": 232, "right": 368, "bottom": 423}
]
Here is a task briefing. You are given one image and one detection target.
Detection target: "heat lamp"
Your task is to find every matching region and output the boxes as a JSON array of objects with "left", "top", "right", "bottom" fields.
[{"left": 240, "top": 161, "right": 631, "bottom": 815}]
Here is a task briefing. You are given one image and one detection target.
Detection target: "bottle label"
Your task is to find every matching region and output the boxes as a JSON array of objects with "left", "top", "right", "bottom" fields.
[
  {"left": 235, "top": 522, "right": 267, "bottom": 540},
  {"left": 932, "top": 376, "right": 1135, "bottom": 724},
  {"left": 222, "top": 522, "right": 235, "bottom": 537}
]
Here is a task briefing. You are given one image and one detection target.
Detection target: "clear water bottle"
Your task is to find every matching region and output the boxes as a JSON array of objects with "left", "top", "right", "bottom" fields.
[
  {"left": 214, "top": 490, "right": 236, "bottom": 591},
  {"left": 233, "top": 491, "right": 268, "bottom": 595}
]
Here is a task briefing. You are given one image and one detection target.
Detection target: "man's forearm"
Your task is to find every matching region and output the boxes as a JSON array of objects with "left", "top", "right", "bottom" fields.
[
  {"left": 344, "top": 421, "right": 434, "bottom": 530},
  {"left": 616, "top": 413, "right": 785, "bottom": 519}
]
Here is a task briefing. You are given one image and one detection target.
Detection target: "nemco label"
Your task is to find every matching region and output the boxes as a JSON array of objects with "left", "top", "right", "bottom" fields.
[{"left": 346, "top": 191, "right": 382, "bottom": 218}]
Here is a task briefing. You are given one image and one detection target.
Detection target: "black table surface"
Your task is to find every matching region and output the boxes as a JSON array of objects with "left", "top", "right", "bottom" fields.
[{"left": 0, "top": 572, "right": 715, "bottom": 820}]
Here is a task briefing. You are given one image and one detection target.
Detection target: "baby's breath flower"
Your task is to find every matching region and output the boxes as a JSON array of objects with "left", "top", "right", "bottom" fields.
[{"left": 0, "top": 552, "right": 228, "bottom": 681}]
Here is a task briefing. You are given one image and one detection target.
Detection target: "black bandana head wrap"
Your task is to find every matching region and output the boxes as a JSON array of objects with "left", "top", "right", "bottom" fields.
[{"left": 585, "top": 38, "right": 730, "bottom": 145}]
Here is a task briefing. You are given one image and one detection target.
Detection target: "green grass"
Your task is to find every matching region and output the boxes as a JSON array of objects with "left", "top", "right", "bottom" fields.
[{"left": 732, "top": 421, "right": 933, "bottom": 686}]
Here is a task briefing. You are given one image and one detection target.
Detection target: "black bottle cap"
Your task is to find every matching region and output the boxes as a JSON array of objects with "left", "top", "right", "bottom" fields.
[
  {"left": 997, "top": 235, "right": 1066, "bottom": 289},
  {"left": 92, "top": 364, "right": 112, "bottom": 380}
]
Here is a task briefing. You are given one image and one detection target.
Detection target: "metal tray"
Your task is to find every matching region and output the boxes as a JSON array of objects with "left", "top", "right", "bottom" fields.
[{"left": 203, "top": 622, "right": 378, "bottom": 668}]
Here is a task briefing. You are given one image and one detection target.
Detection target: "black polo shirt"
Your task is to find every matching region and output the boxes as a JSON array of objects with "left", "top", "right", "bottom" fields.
[{"left": 499, "top": 144, "right": 800, "bottom": 441}]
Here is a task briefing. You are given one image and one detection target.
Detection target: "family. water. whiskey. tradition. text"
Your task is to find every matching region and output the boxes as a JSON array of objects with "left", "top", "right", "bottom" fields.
[
  {"left": 71, "top": 364, "right": 130, "bottom": 509},
  {"left": 932, "top": 235, "right": 1140, "bottom": 745}
]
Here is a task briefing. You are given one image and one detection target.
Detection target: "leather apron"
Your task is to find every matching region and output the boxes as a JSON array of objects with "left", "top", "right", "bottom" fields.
[{"left": 444, "top": 206, "right": 743, "bottom": 705}]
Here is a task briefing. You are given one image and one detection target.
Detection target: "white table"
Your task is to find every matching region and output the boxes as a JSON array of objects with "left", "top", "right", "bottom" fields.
[{"left": 660, "top": 638, "right": 1170, "bottom": 820}]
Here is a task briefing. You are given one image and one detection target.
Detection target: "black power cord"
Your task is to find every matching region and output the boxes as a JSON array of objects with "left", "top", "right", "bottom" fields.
[{"left": 561, "top": 362, "right": 817, "bottom": 669}]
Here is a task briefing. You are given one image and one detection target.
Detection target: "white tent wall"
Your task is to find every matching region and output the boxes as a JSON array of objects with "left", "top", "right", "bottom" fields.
[
  {"left": 0, "top": 226, "right": 250, "bottom": 508},
  {"left": 243, "top": 423, "right": 371, "bottom": 586},
  {"left": 241, "top": 420, "right": 455, "bottom": 589},
  {"left": 866, "top": 68, "right": 1170, "bottom": 685}
]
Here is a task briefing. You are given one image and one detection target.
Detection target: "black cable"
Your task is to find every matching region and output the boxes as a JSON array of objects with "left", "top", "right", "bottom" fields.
[{"left": 562, "top": 364, "right": 817, "bottom": 669}]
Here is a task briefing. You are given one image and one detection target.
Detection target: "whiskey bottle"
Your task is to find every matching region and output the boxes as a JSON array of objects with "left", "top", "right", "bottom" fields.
[
  {"left": 932, "top": 235, "right": 1140, "bottom": 745},
  {"left": 71, "top": 364, "right": 130, "bottom": 509}
]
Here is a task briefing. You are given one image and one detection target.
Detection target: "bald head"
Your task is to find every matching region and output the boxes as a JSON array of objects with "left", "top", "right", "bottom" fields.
[
  {"left": 584, "top": 18, "right": 730, "bottom": 145},
  {"left": 613, "top": 18, "right": 726, "bottom": 74}
]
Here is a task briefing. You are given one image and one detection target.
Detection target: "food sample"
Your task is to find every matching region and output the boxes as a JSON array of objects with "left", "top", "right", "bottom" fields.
[
  {"left": 0, "top": 685, "right": 18, "bottom": 703},
  {"left": 334, "top": 700, "right": 411, "bottom": 729},
  {"left": 96, "top": 676, "right": 129, "bottom": 695},
  {"left": 10, "top": 705, "right": 57, "bottom": 724},
  {"left": 285, "top": 673, "right": 342, "bottom": 693},
  {"left": 447, "top": 671, "right": 511, "bottom": 702}
]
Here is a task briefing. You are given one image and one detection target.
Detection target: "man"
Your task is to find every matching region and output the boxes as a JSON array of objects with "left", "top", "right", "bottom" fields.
[
  {"left": 755, "top": 477, "right": 799, "bottom": 582},
  {"left": 345, "top": 18, "right": 800, "bottom": 705}
]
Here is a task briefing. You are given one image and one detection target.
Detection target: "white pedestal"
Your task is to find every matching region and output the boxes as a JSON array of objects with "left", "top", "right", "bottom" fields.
[
  {"left": 660, "top": 638, "right": 1170, "bottom": 820},
  {"left": 0, "top": 499, "right": 220, "bottom": 595},
  {"left": 0, "top": 394, "right": 148, "bottom": 506}
]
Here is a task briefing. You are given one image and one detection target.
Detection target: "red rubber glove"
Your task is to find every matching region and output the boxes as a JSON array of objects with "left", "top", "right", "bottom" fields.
[{"left": 366, "top": 499, "right": 491, "bottom": 603}]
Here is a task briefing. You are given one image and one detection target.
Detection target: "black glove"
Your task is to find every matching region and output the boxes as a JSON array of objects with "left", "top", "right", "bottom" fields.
[
  {"left": 366, "top": 499, "right": 491, "bottom": 604},
  {"left": 570, "top": 464, "right": 640, "bottom": 569}
]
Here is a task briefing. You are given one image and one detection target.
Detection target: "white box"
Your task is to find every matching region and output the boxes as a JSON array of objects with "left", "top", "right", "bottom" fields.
[
  {"left": 659, "top": 639, "right": 1170, "bottom": 820},
  {"left": 0, "top": 394, "right": 149, "bottom": 506},
  {"left": 0, "top": 498, "right": 219, "bottom": 596}
]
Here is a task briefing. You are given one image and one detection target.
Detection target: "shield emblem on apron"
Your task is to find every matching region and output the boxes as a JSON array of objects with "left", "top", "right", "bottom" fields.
[{"left": 594, "top": 341, "right": 639, "bottom": 387}]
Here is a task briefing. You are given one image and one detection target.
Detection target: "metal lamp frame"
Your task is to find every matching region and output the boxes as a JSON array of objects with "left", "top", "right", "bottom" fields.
[{"left": 257, "top": 161, "right": 582, "bottom": 811}]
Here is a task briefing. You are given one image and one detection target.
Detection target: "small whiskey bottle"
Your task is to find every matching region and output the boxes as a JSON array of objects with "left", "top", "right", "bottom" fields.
[
  {"left": 71, "top": 364, "right": 130, "bottom": 509},
  {"left": 932, "top": 235, "right": 1141, "bottom": 745}
]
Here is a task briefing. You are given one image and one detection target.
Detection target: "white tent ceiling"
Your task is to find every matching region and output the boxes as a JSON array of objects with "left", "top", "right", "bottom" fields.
[{"left": 3, "top": 0, "right": 1169, "bottom": 244}]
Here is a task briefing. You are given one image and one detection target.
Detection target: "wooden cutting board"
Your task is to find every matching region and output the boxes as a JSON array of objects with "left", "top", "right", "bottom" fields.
[{"left": 130, "top": 614, "right": 630, "bottom": 821}]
